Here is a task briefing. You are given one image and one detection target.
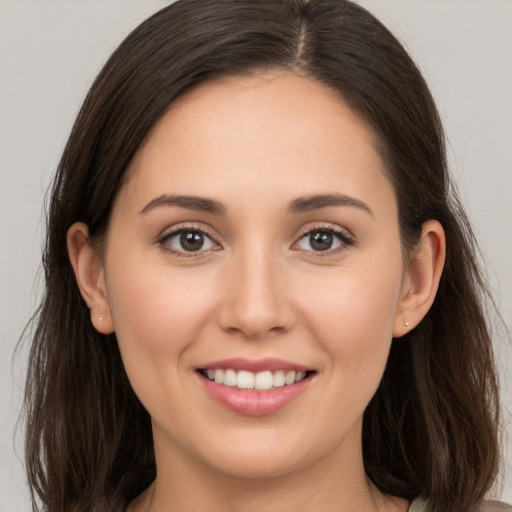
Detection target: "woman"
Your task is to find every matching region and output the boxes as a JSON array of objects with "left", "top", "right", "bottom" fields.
[{"left": 23, "top": 1, "right": 510, "bottom": 511}]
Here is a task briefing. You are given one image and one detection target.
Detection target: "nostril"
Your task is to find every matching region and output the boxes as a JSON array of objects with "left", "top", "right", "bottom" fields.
[{"left": 215, "top": 300, "right": 295, "bottom": 340}]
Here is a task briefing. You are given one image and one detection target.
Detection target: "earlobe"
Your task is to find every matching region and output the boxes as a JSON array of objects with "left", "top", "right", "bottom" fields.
[
  {"left": 67, "top": 222, "right": 114, "bottom": 334},
  {"left": 393, "top": 220, "right": 446, "bottom": 337}
]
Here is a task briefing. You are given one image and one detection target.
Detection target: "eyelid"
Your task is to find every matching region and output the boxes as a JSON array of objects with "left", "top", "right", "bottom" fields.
[
  {"left": 291, "top": 223, "right": 355, "bottom": 253},
  {"left": 156, "top": 223, "right": 222, "bottom": 256},
  {"left": 155, "top": 221, "right": 354, "bottom": 257}
]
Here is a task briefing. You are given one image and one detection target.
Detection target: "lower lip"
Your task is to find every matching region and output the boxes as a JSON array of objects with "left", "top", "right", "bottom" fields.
[{"left": 198, "top": 373, "right": 313, "bottom": 416}]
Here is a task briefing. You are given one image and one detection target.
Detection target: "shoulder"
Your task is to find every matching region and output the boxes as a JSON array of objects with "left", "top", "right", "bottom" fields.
[
  {"left": 480, "top": 501, "right": 512, "bottom": 512},
  {"left": 409, "top": 497, "right": 512, "bottom": 512}
]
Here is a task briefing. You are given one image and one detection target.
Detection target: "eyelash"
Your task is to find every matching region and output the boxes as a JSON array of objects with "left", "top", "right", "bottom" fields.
[
  {"left": 293, "top": 224, "right": 355, "bottom": 256},
  {"left": 157, "top": 224, "right": 354, "bottom": 258},
  {"left": 157, "top": 225, "right": 220, "bottom": 258}
]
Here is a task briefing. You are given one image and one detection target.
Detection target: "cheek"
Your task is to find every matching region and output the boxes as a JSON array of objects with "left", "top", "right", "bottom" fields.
[
  {"left": 300, "top": 252, "right": 403, "bottom": 379},
  {"left": 104, "top": 256, "right": 218, "bottom": 399},
  {"left": 107, "top": 257, "right": 212, "bottom": 343},
  {"left": 103, "top": 260, "right": 226, "bottom": 440}
]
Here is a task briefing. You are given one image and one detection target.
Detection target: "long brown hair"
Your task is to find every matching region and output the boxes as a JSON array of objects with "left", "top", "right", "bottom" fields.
[{"left": 23, "top": 1, "right": 501, "bottom": 511}]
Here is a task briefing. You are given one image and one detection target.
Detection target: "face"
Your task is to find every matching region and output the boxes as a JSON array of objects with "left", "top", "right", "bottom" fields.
[{"left": 98, "top": 72, "right": 410, "bottom": 478}]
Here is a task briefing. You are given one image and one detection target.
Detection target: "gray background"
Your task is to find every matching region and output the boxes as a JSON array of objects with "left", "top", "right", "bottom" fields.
[{"left": 1, "top": 1, "right": 510, "bottom": 510}]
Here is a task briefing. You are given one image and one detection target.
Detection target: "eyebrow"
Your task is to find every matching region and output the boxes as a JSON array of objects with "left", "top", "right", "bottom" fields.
[
  {"left": 139, "top": 194, "right": 226, "bottom": 215},
  {"left": 288, "top": 193, "right": 373, "bottom": 217},
  {"left": 139, "top": 192, "right": 373, "bottom": 217}
]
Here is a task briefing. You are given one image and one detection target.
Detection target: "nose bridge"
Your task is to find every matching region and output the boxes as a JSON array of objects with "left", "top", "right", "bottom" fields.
[{"left": 216, "top": 240, "right": 292, "bottom": 338}]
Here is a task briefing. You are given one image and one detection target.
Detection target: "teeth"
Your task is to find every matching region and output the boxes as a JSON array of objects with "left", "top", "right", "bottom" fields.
[
  {"left": 223, "top": 369, "right": 237, "bottom": 387},
  {"left": 285, "top": 371, "right": 296, "bottom": 386},
  {"left": 202, "top": 368, "right": 309, "bottom": 390},
  {"left": 273, "top": 370, "right": 285, "bottom": 387},
  {"left": 255, "top": 370, "right": 273, "bottom": 390},
  {"left": 295, "top": 371, "right": 306, "bottom": 382},
  {"left": 237, "top": 370, "right": 254, "bottom": 389}
]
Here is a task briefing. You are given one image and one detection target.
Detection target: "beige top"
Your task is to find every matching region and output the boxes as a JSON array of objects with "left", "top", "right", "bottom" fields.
[{"left": 408, "top": 497, "right": 512, "bottom": 512}]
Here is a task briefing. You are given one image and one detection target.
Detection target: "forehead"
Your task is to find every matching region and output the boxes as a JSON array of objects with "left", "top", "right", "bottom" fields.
[
  {"left": 146, "top": 70, "right": 376, "bottom": 155},
  {"left": 118, "top": 71, "right": 394, "bottom": 215}
]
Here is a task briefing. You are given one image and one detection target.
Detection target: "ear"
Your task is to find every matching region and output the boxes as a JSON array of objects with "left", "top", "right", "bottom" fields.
[
  {"left": 67, "top": 222, "right": 114, "bottom": 334},
  {"left": 393, "top": 220, "right": 446, "bottom": 337}
]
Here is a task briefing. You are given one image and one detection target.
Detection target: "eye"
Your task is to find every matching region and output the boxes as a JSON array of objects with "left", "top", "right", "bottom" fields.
[
  {"left": 295, "top": 227, "right": 352, "bottom": 252},
  {"left": 161, "top": 229, "right": 217, "bottom": 254}
]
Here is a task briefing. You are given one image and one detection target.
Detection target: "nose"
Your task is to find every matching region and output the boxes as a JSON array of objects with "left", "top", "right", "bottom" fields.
[{"left": 215, "top": 249, "right": 295, "bottom": 340}]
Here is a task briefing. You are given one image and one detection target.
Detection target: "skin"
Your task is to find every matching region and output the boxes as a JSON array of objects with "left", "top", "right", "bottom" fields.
[{"left": 68, "top": 71, "right": 445, "bottom": 512}]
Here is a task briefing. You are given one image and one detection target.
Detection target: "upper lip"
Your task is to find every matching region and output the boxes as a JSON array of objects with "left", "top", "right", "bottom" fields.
[{"left": 198, "top": 357, "right": 312, "bottom": 373}]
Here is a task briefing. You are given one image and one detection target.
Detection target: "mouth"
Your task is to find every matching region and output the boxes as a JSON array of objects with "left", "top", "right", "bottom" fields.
[
  {"left": 197, "top": 368, "right": 315, "bottom": 391},
  {"left": 195, "top": 359, "right": 316, "bottom": 416}
]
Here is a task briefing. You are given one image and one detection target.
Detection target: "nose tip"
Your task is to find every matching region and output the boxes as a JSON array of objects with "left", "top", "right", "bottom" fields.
[
  {"left": 217, "top": 296, "right": 288, "bottom": 339},
  {"left": 215, "top": 257, "right": 294, "bottom": 340}
]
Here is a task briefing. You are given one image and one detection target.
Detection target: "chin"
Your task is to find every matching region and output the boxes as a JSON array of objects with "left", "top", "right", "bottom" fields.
[
  {"left": 190, "top": 424, "right": 339, "bottom": 481},
  {"left": 205, "top": 449, "right": 309, "bottom": 480}
]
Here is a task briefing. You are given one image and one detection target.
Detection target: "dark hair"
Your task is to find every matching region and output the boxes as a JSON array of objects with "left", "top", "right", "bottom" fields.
[{"left": 23, "top": 1, "right": 501, "bottom": 511}]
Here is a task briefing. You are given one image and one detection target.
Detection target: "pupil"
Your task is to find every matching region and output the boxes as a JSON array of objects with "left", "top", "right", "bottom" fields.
[
  {"left": 180, "top": 231, "right": 204, "bottom": 251},
  {"left": 310, "top": 231, "right": 333, "bottom": 251}
]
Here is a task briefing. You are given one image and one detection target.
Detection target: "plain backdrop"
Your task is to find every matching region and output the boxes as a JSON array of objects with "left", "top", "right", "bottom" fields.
[{"left": 1, "top": 1, "right": 511, "bottom": 510}]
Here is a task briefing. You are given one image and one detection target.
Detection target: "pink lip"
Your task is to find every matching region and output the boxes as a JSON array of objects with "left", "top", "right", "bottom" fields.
[
  {"left": 199, "top": 376, "right": 312, "bottom": 416},
  {"left": 198, "top": 357, "right": 311, "bottom": 373}
]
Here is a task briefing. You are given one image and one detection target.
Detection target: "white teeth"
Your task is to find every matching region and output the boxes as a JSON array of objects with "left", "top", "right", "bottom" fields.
[
  {"left": 295, "top": 371, "right": 306, "bottom": 383},
  {"left": 273, "top": 370, "right": 285, "bottom": 387},
  {"left": 203, "top": 368, "right": 309, "bottom": 390},
  {"left": 285, "top": 371, "right": 296, "bottom": 386},
  {"left": 223, "top": 369, "right": 237, "bottom": 387},
  {"left": 237, "top": 370, "right": 254, "bottom": 389},
  {"left": 255, "top": 371, "right": 273, "bottom": 390}
]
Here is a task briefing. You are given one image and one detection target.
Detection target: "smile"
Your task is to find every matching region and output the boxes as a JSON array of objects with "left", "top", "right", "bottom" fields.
[
  {"left": 196, "top": 359, "right": 316, "bottom": 416},
  {"left": 199, "top": 368, "right": 309, "bottom": 391}
]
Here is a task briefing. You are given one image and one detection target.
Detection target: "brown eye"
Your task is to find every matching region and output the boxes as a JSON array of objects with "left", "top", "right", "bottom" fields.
[
  {"left": 295, "top": 228, "right": 352, "bottom": 253},
  {"left": 162, "top": 229, "right": 216, "bottom": 253},
  {"left": 180, "top": 231, "right": 206, "bottom": 251},
  {"left": 309, "top": 231, "right": 334, "bottom": 251}
]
